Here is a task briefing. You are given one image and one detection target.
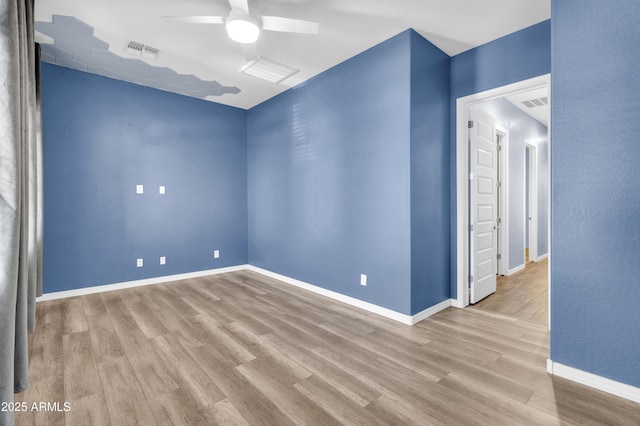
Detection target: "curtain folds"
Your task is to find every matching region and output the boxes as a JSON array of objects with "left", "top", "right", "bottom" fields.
[{"left": 0, "top": 0, "right": 43, "bottom": 424}]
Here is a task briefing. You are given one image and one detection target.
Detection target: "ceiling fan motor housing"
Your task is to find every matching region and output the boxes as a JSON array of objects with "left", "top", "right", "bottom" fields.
[{"left": 226, "top": 10, "right": 260, "bottom": 43}]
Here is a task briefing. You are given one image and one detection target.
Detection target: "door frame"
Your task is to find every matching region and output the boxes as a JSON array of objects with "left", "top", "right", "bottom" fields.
[
  {"left": 496, "top": 127, "right": 509, "bottom": 276},
  {"left": 525, "top": 141, "right": 538, "bottom": 262},
  {"left": 454, "top": 74, "right": 550, "bottom": 309}
]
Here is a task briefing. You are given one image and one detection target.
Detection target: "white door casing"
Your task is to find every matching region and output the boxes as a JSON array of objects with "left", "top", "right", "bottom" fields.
[
  {"left": 470, "top": 109, "right": 498, "bottom": 304},
  {"left": 526, "top": 142, "right": 538, "bottom": 261}
]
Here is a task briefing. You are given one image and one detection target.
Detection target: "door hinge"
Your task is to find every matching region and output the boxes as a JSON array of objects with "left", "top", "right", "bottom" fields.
[
  {"left": 497, "top": 181, "right": 502, "bottom": 188},
  {"left": 497, "top": 254, "right": 502, "bottom": 260},
  {"left": 469, "top": 172, "right": 474, "bottom": 180},
  {"left": 497, "top": 144, "right": 502, "bottom": 152},
  {"left": 469, "top": 275, "right": 474, "bottom": 284},
  {"left": 469, "top": 224, "right": 474, "bottom": 232},
  {"left": 468, "top": 120, "right": 474, "bottom": 129},
  {"left": 497, "top": 217, "right": 502, "bottom": 225}
]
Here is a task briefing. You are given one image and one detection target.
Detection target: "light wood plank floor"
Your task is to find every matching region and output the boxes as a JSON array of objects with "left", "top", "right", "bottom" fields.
[
  {"left": 15, "top": 269, "right": 640, "bottom": 425},
  {"left": 473, "top": 258, "right": 549, "bottom": 325}
]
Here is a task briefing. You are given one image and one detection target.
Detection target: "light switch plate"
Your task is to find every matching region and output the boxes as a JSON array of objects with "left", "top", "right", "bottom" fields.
[
  {"left": 160, "top": 256, "right": 166, "bottom": 265},
  {"left": 159, "top": 186, "right": 165, "bottom": 195},
  {"left": 360, "top": 274, "right": 367, "bottom": 286},
  {"left": 214, "top": 250, "right": 220, "bottom": 259},
  {"left": 136, "top": 185, "right": 144, "bottom": 194}
]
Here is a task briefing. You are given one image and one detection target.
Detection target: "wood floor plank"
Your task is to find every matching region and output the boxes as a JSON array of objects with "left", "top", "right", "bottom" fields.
[
  {"left": 185, "top": 342, "right": 296, "bottom": 426},
  {"left": 236, "top": 361, "right": 342, "bottom": 426},
  {"left": 62, "top": 331, "right": 103, "bottom": 402},
  {"left": 97, "top": 356, "right": 156, "bottom": 426},
  {"left": 16, "top": 267, "right": 640, "bottom": 425},
  {"left": 14, "top": 375, "right": 66, "bottom": 426},
  {"left": 116, "top": 328, "right": 179, "bottom": 400},
  {"left": 61, "top": 298, "right": 88, "bottom": 335},
  {"left": 150, "top": 334, "right": 226, "bottom": 409},
  {"left": 147, "top": 388, "right": 208, "bottom": 426},
  {"left": 200, "top": 399, "right": 250, "bottom": 426},
  {"left": 64, "top": 393, "right": 111, "bottom": 426},
  {"left": 84, "top": 314, "right": 125, "bottom": 365},
  {"left": 293, "top": 375, "right": 387, "bottom": 426}
]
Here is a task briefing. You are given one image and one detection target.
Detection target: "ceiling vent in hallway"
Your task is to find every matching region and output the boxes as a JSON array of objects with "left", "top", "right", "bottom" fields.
[{"left": 522, "top": 96, "right": 548, "bottom": 108}]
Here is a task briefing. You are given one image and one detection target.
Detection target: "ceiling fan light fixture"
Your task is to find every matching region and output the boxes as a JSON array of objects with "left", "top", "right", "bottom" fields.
[{"left": 226, "top": 16, "right": 260, "bottom": 44}]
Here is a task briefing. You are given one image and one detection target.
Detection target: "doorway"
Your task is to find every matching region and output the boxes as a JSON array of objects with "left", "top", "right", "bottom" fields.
[{"left": 455, "top": 74, "right": 550, "bottom": 328}]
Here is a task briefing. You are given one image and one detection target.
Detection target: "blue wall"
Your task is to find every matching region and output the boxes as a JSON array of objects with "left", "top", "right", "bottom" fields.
[
  {"left": 247, "top": 32, "right": 413, "bottom": 314},
  {"left": 551, "top": 0, "right": 640, "bottom": 388},
  {"left": 42, "top": 64, "right": 248, "bottom": 293},
  {"left": 449, "top": 20, "right": 551, "bottom": 298},
  {"left": 409, "top": 31, "right": 451, "bottom": 313},
  {"left": 471, "top": 98, "right": 548, "bottom": 270},
  {"left": 247, "top": 30, "right": 451, "bottom": 315}
]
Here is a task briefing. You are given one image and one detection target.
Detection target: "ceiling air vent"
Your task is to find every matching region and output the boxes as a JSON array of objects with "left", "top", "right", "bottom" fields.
[
  {"left": 240, "top": 57, "right": 299, "bottom": 84},
  {"left": 522, "top": 97, "right": 548, "bottom": 108},
  {"left": 127, "top": 41, "right": 160, "bottom": 60}
]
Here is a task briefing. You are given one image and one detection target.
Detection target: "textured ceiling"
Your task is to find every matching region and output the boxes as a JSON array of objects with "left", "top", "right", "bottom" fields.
[
  {"left": 35, "top": 0, "right": 550, "bottom": 109},
  {"left": 37, "top": 15, "right": 240, "bottom": 100}
]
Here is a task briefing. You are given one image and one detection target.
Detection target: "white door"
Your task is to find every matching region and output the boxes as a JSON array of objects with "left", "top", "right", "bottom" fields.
[{"left": 470, "top": 110, "right": 498, "bottom": 303}]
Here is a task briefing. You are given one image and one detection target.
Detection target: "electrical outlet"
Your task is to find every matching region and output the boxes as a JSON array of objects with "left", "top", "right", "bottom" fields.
[
  {"left": 360, "top": 274, "right": 367, "bottom": 286},
  {"left": 137, "top": 258, "right": 143, "bottom": 267},
  {"left": 213, "top": 250, "right": 220, "bottom": 259},
  {"left": 136, "top": 184, "right": 144, "bottom": 194},
  {"left": 160, "top": 256, "right": 166, "bottom": 265},
  {"left": 159, "top": 186, "right": 165, "bottom": 195}
]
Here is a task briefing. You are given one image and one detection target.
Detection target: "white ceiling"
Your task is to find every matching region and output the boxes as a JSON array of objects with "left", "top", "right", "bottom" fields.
[{"left": 35, "top": 0, "right": 550, "bottom": 109}]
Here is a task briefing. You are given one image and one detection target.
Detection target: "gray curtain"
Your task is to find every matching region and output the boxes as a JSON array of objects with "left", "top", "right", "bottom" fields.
[{"left": 0, "top": 0, "right": 43, "bottom": 424}]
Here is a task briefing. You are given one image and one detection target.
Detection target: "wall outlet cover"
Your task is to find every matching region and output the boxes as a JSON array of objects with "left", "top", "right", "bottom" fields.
[
  {"left": 136, "top": 184, "right": 144, "bottom": 194},
  {"left": 160, "top": 256, "right": 166, "bottom": 265},
  {"left": 137, "top": 258, "right": 143, "bottom": 267},
  {"left": 360, "top": 274, "right": 367, "bottom": 286},
  {"left": 214, "top": 250, "right": 220, "bottom": 259},
  {"left": 159, "top": 186, "right": 165, "bottom": 194}
]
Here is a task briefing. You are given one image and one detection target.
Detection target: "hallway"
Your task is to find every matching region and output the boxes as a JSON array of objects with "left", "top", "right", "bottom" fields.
[{"left": 472, "top": 259, "right": 548, "bottom": 325}]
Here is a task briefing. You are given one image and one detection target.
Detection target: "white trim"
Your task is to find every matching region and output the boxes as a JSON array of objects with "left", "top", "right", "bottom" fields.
[
  {"left": 247, "top": 265, "right": 452, "bottom": 326},
  {"left": 526, "top": 142, "right": 538, "bottom": 262},
  {"left": 410, "top": 299, "right": 453, "bottom": 324},
  {"left": 507, "top": 264, "right": 526, "bottom": 275},
  {"left": 496, "top": 127, "right": 510, "bottom": 276},
  {"left": 37, "top": 263, "right": 452, "bottom": 326},
  {"left": 547, "top": 359, "right": 640, "bottom": 404},
  {"left": 455, "top": 74, "right": 551, "bottom": 309},
  {"left": 36, "top": 265, "right": 250, "bottom": 301},
  {"left": 532, "top": 253, "right": 549, "bottom": 262}
]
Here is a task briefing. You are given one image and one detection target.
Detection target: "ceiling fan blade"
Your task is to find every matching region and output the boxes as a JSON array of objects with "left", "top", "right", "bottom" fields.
[
  {"left": 228, "top": 0, "right": 249, "bottom": 13},
  {"left": 241, "top": 43, "right": 258, "bottom": 62},
  {"left": 261, "top": 16, "right": 319, "bottom": 34},
  {"left": 161, "top": 15, "right": 225, "bottom": 24}
]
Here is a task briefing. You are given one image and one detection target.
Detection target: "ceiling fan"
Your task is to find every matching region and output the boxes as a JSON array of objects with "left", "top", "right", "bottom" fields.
[{"left": 162, "top": 0, "right": 319, "bottom": 61}]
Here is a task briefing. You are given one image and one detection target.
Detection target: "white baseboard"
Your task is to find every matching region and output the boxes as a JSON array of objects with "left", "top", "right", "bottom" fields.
[
  {"left": 451, "top": 298, "right": 466, "bottom": 309},
  {"left": 37, "top": 264, "right": 250, "bottom": 302},
  {"left": 532, "top": 253, "right": 549, "bottom": 262},
  {"left": 246, "top": 265, "right": 451, "bottom": 326},
  {"left": 410, "top": 299, "right": 453, "bottom": 324},
  {"left": 38, "top": 263, "right": 453, "bottom": 326},
  {"left": 507, "top": 264, "right": 526, "bottom": 275},
  {"left": 547, "top": 359, "right": 640, "bottom": 404}
]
